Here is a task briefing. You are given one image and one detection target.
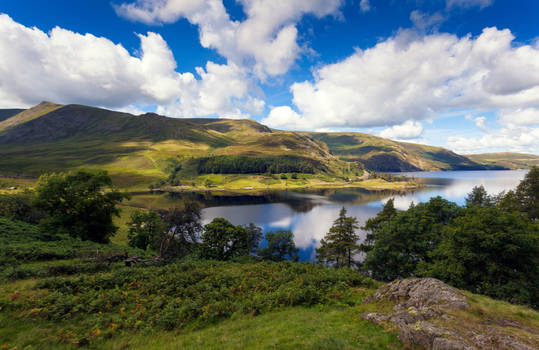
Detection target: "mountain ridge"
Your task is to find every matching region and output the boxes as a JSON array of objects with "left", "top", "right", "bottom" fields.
[{"left": 0, "top": 102, "right": 535, "bottom": 188}]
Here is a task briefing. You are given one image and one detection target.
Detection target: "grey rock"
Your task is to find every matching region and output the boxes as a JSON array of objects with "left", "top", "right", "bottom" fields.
[{"left": 361, "top": 278, "right": 538, "bottom": 350}]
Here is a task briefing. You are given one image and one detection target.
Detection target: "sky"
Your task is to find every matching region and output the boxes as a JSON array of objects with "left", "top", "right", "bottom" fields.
[{"left": 1, "top": 0, "right": 538, "bottom": 154}]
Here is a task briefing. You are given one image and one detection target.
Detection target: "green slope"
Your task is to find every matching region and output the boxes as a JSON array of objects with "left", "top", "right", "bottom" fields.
[
  {"left": 3, "top": 102, "right": 532, "bottom": 189},
  {"left": 305, "top": 132, "right": 506, "bottom": 172},
  {"left": 0, "top": 103, "right": 348, "bottom": 189},
  {"left": 468, "top": 152, "right": 539, "bottom": 169}
]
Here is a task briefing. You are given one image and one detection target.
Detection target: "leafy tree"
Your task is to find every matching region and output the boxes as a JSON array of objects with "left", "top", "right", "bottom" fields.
[
  {"left": 258, "top": 230, "right": 299, "bottom": 261},
  {"left": 158, "top": 202, "right": 203, "bottom": 260},
  {"left": 362, "top": 196, "right": 463, "bottom": 280},
  {"left": 316, "top": 207, "right": 361, "bottom": 268},
  {"left": 420, "top": 206, "right": 539, "bottom": 307},
  {"left": 127, "top": 210, "right": 165, "bottom": 250},
  {"left": 34, "top": 170, "right": 129, "bottom": 243},
  {"left": 199, "top": 218, "right": 249, "bottom": 260},
  {"left": 360, "top": 198, "right": 397, "bottom": 253},
  {"left": 465, "top": 185, "right": 494, "bottom": 207},
  {"left": 514, "top": 166, "right": 538, "bottom": 220},
  {"left": 243, "top": 222, "right": 263, "bottom": 254}
]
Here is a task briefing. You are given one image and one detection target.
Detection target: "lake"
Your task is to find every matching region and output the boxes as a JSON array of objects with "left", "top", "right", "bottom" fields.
[{"left": 155, "top": 170, "right": 528, "bottom": 261}]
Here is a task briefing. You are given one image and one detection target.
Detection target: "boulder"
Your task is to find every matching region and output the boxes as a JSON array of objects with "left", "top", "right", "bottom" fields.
[{"left": 361, "top": 278, "right": 537, "bottom": 350}]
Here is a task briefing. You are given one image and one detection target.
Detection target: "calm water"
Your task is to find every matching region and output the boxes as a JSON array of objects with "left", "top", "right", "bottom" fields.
[{"left": 160, "top": 170, "right": 528, "bottom": 261}]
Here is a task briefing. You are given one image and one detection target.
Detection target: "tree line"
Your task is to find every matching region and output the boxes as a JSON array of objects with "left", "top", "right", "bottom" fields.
[{"left": 196, "top": 155, "right": 321, "bottom": 174}]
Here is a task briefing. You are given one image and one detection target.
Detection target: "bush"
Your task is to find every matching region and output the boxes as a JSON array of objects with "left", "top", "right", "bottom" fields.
[
  {"left": 0, "top": 192, "right": 44, "bottom": 224},
  {"left": 7, "top": 261, "right": 376, "bottom": 336}
]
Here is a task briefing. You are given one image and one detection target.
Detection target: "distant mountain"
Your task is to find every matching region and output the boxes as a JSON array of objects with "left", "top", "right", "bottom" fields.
[
  {"left": 1, "top": 102, "right": 529, "bottom": 187},
  {"left": 468, "top": 152, "right": 539, "bottom": 169},
  {"left": 303, "top": 132, "right": 504, "bottom": 172}
]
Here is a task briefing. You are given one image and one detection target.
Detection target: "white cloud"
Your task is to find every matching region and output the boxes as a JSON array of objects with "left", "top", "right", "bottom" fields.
[
  {"left": 447, "top": 125, "right": 539, "bottom": 153},
  {"left": 0, "top": 14, "right": 262, "bottom": 117},
  {"left": 114, "top": 0, "right": 343, "bottom": 79},
  {"left": 360, "top": 0, "right": 371, "bottom": 13},
  {"left": 157, "top": 61, "right": 264, "bottom": 118},
  {"left": 263, "top": 27, "right": 539, "bottom": 130},
  {"left": 379, "top": 120, "right": 424, "bottom": 140},
  {"left": 446, "top": 0, "right": 494, "bottom": 9},
  {"left": 465, "top": 114, "right": 488, "bottom": 131},
  {"left": 499, "top": 108, "right": 539, "bottom": 126},
  {"left": 261, "top": 106, "right": 303, "bottom": 129}
]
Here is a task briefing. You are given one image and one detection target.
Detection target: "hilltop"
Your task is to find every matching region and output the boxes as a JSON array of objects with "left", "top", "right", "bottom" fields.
[{"left": 0, "top": 102, "right": 533, "bottom": 190}]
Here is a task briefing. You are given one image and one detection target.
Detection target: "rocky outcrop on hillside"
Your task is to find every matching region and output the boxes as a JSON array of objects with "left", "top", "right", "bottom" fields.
[{"left": 361, "top": 278, "right": 538, "bottom": 350}]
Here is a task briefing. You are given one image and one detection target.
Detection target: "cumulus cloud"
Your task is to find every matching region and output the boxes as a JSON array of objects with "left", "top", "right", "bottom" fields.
[
  {"left": 157, "top": 61, "right": 264, "bottom": 118},
  {"left": 263, "top": 27, "right": 539, "bottom": 130},
  {"left": 114, "top": 0, "right": 343, "bottom": 79},
  {"left": 447, "top": 125, "right": 539, "bottom": 154},
  {"left": 0, "top": 14, "right": 262, "bottom": 116},
  {"left": 446, "top": 0, "right": 494, "bottom": 10},
  {"left": 379, "top": 120, "right": 423, "bottom": 140},
  {"left": 499, "top": 108, "right": 539, "bottom": 126},
  {"left": 262, "top": 106, "right": 303, "bottom": 129}
]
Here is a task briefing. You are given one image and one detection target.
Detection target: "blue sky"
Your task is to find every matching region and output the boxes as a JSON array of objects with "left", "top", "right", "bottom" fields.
[{"left": 1, "top": 0, "right": 538, "bottom": 154}]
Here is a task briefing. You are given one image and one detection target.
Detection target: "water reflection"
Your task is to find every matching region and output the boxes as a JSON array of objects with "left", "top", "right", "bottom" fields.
[{"left": 138, "top": 170, "right": 527, "bottom": 261}]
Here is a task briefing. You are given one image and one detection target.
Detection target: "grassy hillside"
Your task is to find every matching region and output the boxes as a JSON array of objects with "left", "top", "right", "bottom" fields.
[
  {"left": 468, "top": 152, "right": 539, "bottom": 169},
  {"left": 305, "top": 132, "right": 504, "bottom": 172},
  {"left": 2, "top": 102, "right": 531, "bottom": 190},
  {"left": 0, "top": 103, "right": 361, "bottom": 190},
  {"left": 1, "top": 217, "right": 537, "bottom": 350}
]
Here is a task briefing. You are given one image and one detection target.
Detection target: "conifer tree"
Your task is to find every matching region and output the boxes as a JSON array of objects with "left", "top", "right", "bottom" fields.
[{"left": 316, "top": 207, "right": 360, "bottom": 268}]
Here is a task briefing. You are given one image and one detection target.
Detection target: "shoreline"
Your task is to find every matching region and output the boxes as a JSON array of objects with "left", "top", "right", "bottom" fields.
[{"left": 151, "top": 178, "right": 422, "bottom": 194}]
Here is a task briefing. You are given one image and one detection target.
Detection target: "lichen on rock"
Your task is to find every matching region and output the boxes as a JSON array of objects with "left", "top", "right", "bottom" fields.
[{"left": 361, "top": 277, "right": 537, "bottom": 350}]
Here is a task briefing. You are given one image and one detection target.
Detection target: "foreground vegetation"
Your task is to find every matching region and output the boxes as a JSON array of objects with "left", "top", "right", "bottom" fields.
[{"left": 0, "top": 216, "right": 394, "bottom": 349}]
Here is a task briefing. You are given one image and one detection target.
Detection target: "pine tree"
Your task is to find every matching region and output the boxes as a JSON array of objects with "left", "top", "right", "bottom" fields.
[
  {"left": 360, "top": 198, "right": 397, "bottom": 252},
  {"left": 316, "top": 207, "right": 360, "bottom": 268}
]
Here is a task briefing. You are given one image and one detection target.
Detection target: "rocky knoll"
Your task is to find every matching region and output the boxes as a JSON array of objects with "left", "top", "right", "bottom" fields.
[{"left": 361, "top": 278, "right": 538, "bottom": 350}]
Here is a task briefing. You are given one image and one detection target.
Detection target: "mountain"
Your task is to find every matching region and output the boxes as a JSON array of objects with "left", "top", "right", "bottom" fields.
[
  {"left": 304, "top": 132, "right": 502, "bottom": 172},
  {"left": 1, "top": 102, "right": 532, "bottom": 188},
  {"left": 0, "top": 102, "right": 342, "bottom": 187},
  {"left": 0, "top": 108, "right": 25, "bottom": 122},
  {"left": 468, "top": 152, "right": 539, "bottom": 169}
]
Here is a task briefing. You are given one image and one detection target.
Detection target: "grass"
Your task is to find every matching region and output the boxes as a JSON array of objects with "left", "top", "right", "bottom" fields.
[{"left": 102, "top": 305, "right": 400, "bottom": 350}]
